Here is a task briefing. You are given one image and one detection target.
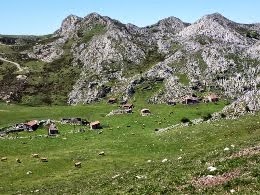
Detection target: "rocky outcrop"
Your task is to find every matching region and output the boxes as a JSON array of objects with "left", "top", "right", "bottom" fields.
[
  {"left": 221, "top": 90, "right": 260, "bottom": 116},
  {"left": 28, "top": 38, "right": 66, "bottom": 62},
  {"left": 56, "top": 15, "right": 82, "bottom": 37}
]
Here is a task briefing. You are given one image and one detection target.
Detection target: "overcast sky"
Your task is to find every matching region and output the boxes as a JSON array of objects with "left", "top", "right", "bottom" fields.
[{"left": 1, "top": 0, "right": 259, "bottom": 35}]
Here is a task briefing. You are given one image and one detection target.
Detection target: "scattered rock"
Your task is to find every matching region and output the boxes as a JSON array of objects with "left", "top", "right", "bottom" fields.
[
  {"left": 16, "top": 158, "right": 21, "bottom": 163},
  {"left": 135, "top": 175, "right": 147, "bottom": 179},
  {"left": 207, "top": 166, "right": 217, "bottom": 172},
  {"left": 40, "top": 157, "right": 48, "bottom": 162},
  {"left": 224, "top": 147, "right": 230, "bottom": 151},
  {"left": 32, "top": 154, "right": 39, "bottom": 158},
  {"left": 26, "top": 171, "right": 32, "bottom": 175},
  {"left": 112, "top": 174, "right": 120, "bottom": 179},
  {"left": 1, "top": 157, "right": 7, "bottom": 161},
  {"left": 162, "top": 158, "right": 168, "bottom": 163},
  {"left": 99, "top": 151, "right": 105, "bottom": 156},
  {"left": 16, "top": 75, "right": 27, "bottom": 80},
  {"left": 74, "top": 162, "right": 81, "bottom": 168}
]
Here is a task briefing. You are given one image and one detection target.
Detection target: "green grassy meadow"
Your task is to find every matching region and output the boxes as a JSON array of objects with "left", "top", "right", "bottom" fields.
[{"left": 0, "top": 101, "right": 259, "bottom": 194}]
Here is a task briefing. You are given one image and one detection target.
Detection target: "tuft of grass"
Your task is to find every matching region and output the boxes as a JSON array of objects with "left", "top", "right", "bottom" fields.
[{"left": 176, "top": 73, "right": 190, "bottom": 86}]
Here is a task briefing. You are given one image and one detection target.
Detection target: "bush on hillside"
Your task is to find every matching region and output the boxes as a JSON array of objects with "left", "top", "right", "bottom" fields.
[
  {"left": 202, "top": 113, "right": 212, "bottom": 121},
  {"left": 180, "top": 117, "right": 191, "bottom": 123}
]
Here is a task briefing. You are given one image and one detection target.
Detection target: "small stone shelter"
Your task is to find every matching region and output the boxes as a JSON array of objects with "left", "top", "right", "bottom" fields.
[
  {"left": 122, "top": 103, "right": 134, "bottom": 110},
  {"left": 48, "top": 123, "right": 59, "bottom": 135},
  {"left": 182, "top": 96, "right": 199, "bottom": 104},
  {"left": 205, "top": 94, "right": 219, "bottom": 102},
  {"left": 140, "top": 108, "right": 151, "bottom": 116},
  {"left": 25, "top": 120, "right": 39, "bottom": 131},
  {"left": 107, "top": 98, "right": 117, "bottom": 104},
  {"left": 90, "top": 121, "right": 101, "bottom": 130}
]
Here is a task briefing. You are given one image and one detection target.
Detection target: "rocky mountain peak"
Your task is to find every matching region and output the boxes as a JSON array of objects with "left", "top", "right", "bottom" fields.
[
  {"left": 82, "top": 12, "right": 120, "bottom": 28},
  {"left": 199, "top": 13, "right": 237, "bottom": 28},
  {"left": 146, "top": 16, "right": 188, "bottom": 34},
  {"left": 158, "top": 16, "right": 188, "bottom": 27},
  {"left": 57, "top": 14, "right": 83, "bottom": 37},
  {"left": 178, "top": 12, "right": 250, "bottom": 44}
]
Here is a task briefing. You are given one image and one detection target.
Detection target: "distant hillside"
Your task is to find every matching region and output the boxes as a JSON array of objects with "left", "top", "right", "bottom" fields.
[{"left": 0, "top": 13, "right": 259, "bottom": 112}]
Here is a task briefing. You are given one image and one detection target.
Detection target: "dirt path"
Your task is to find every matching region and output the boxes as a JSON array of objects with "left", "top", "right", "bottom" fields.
[{"left": 0, "top": 56, "right": 23, "bottom": 71}]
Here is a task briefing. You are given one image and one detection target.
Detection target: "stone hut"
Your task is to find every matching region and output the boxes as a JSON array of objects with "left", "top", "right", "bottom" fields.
[
  {"left": 48, "top": 123, "right": 59, "bottom": 135},
  {"left": 90, "top": 121, "right": 101, "bottom": 130},
  {"left": 25, "top": 120, "right": 39, "bottom": 131},
  {"left": 205, "top": 94, "right": 219, "bottom": 102},
  {"left": 107, "top": 98, "right": 117, "bottom": 104},
  {"left": 167, "top": 100, "right": 177, "bottom": 106},
  {"left": 140, "top": 108, "right": 151, "bottom": 116},
  {"left": 182, "top": 96, "right": 199, "bottom": 104},
  {"left": 122, "top": 103, "right": 134, "bottom": 110}
]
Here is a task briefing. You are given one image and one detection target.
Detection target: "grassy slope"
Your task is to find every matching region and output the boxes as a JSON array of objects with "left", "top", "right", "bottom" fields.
[
  {"left": 1, "top": 36, "right": 82, "bottom": 106},
  {"left": 0, "top": 102, "right": 259, "bottom": 194}
]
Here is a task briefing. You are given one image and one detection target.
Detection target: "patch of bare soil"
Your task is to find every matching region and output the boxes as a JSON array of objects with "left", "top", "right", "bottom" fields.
[
  {"left": 192, "top": 170, "right": 240, "bottom": 188},
  {"left": 228, "top": 146, "right": 260, "bottom": 159}
]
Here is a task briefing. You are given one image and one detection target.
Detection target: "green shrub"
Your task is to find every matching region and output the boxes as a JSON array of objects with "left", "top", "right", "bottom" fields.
[
  {"left": 176, "top": 73, "right": 190, "bottom": 86},
  {"left": 245, "top": 106, "right": 250, "bottom": 112},
  {"left": 220, "top": 113, "right": 226, "bottom": 118},
  {"left": 202, "top": 113, "right": 212, "bottom": 121},
  {"left": 80, "top": 24, "right": 106, "bottom": 43},
  {"left": 180, "top": 117, "right": 191, "bottom": 123},
  {"left": 246, "top": 31, "right": 259, "bottom": 39}
]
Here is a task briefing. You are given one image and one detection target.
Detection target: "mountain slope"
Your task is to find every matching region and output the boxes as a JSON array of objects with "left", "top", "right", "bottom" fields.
[{"left": 0, "top": 13, "right": 259, "bottom": 109}]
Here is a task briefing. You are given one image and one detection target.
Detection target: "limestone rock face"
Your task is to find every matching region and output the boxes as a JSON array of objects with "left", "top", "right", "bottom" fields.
[
  {"left": 219, "top": 90, "right": 260, "bottom": 117},
  {"left": 56, "top": 15, "right": 83, "bottom": 37},
  {"left": 20, "top": 13, "right": 260, "bottom": 111},
  {"left": 28, "top": 38, "right": 66, "bottom": 62}
]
